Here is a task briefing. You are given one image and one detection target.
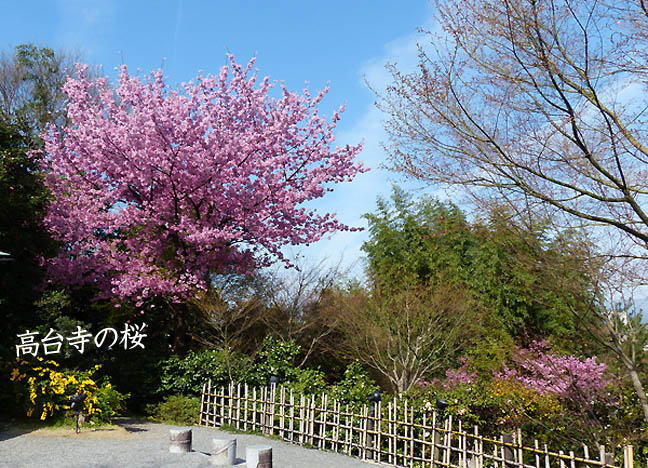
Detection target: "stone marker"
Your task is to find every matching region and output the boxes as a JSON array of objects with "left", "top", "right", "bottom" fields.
[
  {"left": 169, "top": 428, "right": 192, "bottom": 453},
  {"left": 211, "top": 437, "right": 236, "bottom": 466},
  {"left": 246, "top": 444, "right": 272, "bottom": 468}
]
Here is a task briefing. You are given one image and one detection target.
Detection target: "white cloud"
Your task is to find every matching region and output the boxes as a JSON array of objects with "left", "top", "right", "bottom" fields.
[{"left": 283, "top": 12, "right": 439, "bottom": 281}]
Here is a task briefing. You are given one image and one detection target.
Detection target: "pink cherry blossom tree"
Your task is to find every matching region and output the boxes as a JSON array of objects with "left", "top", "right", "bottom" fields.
[{"left": 38, "top": 56, "right": 364, "bottom": 351}]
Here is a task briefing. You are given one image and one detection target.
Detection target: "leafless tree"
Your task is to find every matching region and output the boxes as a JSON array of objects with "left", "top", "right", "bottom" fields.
[
  {"left": 324, "top": 281, "right": 475, "bottom": 393},
  {"left": 376, "top": 0, "right": 648, "bottom": 422}
]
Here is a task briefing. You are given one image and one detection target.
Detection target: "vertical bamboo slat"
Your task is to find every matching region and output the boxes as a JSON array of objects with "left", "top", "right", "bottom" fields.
[
  {"left": 409, "top": 407, "right": 415, "bottom": 468},
  {"left": 319, "top": 393, "right": 326, "bottom": 450},
  {"left": 244, "top": 384, "right": 249, "bottom": 431},
  {"left": 460, "top": 420, "right": 467, "bottom": 468},
  {"left": 289, "top": 390, "right": 295, "bottom": 442},
  {"left": 345, "top": 404, "right": 351, "bottom": 455},
  {"left": 377, "top": 400, "right": 382, "bottom": 463},
  {"left": 200, "top": 382, "right": 206, "bottom": 425},
  {"left": 206, "top": 380, "right": 212, "bottom": 425},
  {"left": 280, "top": 386, "right": 286, "bottom": 439}
]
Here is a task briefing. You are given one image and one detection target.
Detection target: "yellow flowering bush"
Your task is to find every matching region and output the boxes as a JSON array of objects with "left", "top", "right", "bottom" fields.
[{"left": 10, "top": 357, "right": 127, "bottom": 423}]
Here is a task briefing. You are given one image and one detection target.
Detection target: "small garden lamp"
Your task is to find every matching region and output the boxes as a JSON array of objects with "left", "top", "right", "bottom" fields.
[
  {"left": 436, "top": 397, "right": 449, "bottom": 420},
  {"left": 269, "top": 375, "right": 279, "bottom": 388},
  {"left": 368, "top": 390, "right": 381, "bottom": 411}
]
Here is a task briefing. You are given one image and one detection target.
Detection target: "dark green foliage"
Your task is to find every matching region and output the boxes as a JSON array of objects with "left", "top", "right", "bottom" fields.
[
  {"left": 248, "top": 336, "right": 302, "bottom": 386},
  {"left": 0, "top": 117, "right": 57, "bottom": 359},
  {"left": 0, "top": 43, "right": 82, "bottom": 359},
  {"left": 145, "top": 394, "right": 201, "bottom": 425},
  {"left": 159, "top": 348, "right": 254, "bottom": 397},
  {"left": 362, "top": 186, "right": 473, "bottom": 289},
  {"left": 362, "top": 187, "right": 597, "bottom": 351},
  {"left": 328, "top": 362, "right": 380, "bottom": 408}
]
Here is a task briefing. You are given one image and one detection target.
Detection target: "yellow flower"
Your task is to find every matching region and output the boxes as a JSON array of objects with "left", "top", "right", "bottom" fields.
[
  {"left": 10, "top": 368, "right": 20, "bottom": 381},
  {"left": 26, "top": 408, "right": 33, "bottom": 417}
]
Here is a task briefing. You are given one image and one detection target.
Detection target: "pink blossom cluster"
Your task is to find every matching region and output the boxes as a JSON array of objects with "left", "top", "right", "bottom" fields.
[
  {"left": 496, "top": 342, "right": 612, "bottom": 405},
  {"left": 37, "top": 56, "right": 364, "bottom": 305},
  {"left": 443, "top": 357, "right": 477, "bottom": 388}
]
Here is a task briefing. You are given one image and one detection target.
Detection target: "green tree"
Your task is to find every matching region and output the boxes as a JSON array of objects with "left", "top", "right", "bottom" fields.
[
  {"left": 363, "top": 188, "right": 595, "bottom": 348},
  {"left": 0, "top": 44, "right": 82, "bottom": 356}
]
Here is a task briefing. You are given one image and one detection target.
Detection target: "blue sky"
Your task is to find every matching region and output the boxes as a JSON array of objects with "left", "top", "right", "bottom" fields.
[{"left": 1, "top": 0, "right": 437, "bottom": 279}]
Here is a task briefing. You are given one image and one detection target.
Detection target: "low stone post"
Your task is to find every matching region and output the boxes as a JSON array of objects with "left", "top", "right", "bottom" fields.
[
  {"left": 246, "top": 445, "right": 272, "bottom": 468},
  {"left": 211, "top": 438, "right": 236, "bottom": 466},
  {"left": 169, "top": 428, "right": 192, "bottom": 453}
]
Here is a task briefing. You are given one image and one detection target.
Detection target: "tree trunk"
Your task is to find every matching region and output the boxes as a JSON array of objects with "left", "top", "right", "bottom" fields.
[
  {"left": 172, "top": 303, "right": 190, "bottom": 356},
  {"left": 627, "top": 365, "right": 648, "bottom": 424}
]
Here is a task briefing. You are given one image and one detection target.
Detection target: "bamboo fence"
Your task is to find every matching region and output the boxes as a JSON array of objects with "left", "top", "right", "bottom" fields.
[{"left": 199, "top": 381, "right": 636, "bottom": 468}]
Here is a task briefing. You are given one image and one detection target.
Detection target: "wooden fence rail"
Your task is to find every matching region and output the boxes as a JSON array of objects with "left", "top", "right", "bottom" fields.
[{"left": 200, "top": 381, "right": 634, "bottom": 468}]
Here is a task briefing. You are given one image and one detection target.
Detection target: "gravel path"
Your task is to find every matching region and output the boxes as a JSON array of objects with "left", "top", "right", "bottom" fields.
[{"left": 0, "top": 418, "right": 378, "bottom": 468}]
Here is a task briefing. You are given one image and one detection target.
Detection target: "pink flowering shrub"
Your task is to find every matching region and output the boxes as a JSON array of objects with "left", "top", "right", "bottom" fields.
[
  {"left": 495, "top": 342, "right": 613, "bottom": 407},
  {"left": 443, "top": 357, "right": 477, "bottom": 388}
]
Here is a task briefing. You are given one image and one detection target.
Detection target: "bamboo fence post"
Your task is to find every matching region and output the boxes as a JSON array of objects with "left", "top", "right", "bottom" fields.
[
  {"left": 200, "top": 382, "right": 206, "bottom": 425},
  {"left": 517, "top": 429, "right": 524, "bottom": 468},
  {"left": 308, "top": 395, "right": 315, "bottom": 446},
  {"left": 252, "top": 387, "right": 257, "bottom": 432},
  {"left": 475, "top": 426, "right": 484, "bottom": 468},
  {"left": 227, "top": 382, "right": 233, "bottom": 425},
  {"left": 289, "top": 390, "right": 295, "bottom": 442},
  {"left": 402, "top": 399, "right": 408, "bottom": 467},
  {"left": 220, "top": 386, "right": 225, "bottom": 426},
  {"left": 569, "top": 451, "right": 577, "bottom": 468},
  {"left": 361, "top": 404, "right": 368, "bottom": 460},
  {"left": 460, "top": 420, "right": 467, "bottom": 468},
  {"left": 422, "top": 413, "right": 428, "bottom": 467},
  {"left": 468, "top": 426, "right": 480, "bottom": 468},
  {"left": 544, "top": 443, "right": 550, "bottom": 468},
  {"left": 280, "top": 386, "right": 286, "bottom": 439},
  {"left": 534, "top": 440, "right": 540, "bottom": 468},
  {"left": 376, "top": 400, "right": 382, "bottom": 463},
  {"left": 624, "top": 446, "right": 634, "bottom": 468},
  {"left": 391, "top": 399, "right": 397, "bottom": 466},
  {"left": 559, "top": 450, "right": 566, "bottom": 468},
  {"left": 445, "top": 415, "right": 453, "bottom": 468},
  {"left": 244, "top": 384, "right": 249, "bottom": 431},
  {"left": 409, "top": 403, "right": 414, "bottom": 468},
  {"left": 333, "top": 399, "right": 339, "bottom": 453},
  {"left": 206, "top": 380, "right": 212, "bottom": 425},
  {"left": 230, "top": 383, "right": 234, "bottom": 425},
  {"left": 583, "top": 445, "right": 590, "bottom": 468},
  {"left": 299, "top": 395, "right": 306, "bottom": 445},
  {"left": 269, "top": 385, "right": 276, "bottom": 436},
  {"left": 236, "top": 384, "right": 241, "bottom": 429},
  {"left": 345, "top": 404, "right": 351, "bottom": 455},
  {"left": 261, "top": 386, "right": 266, "bottom": 433},
  {"left": 318, "top": 393, "right": 325, "bottom": 449}
]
